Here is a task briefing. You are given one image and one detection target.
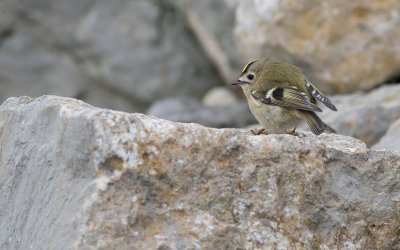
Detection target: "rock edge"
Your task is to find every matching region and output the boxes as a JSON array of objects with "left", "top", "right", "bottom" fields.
[{"left": 0, "top": 96, "right": 399, "bottom": 249}]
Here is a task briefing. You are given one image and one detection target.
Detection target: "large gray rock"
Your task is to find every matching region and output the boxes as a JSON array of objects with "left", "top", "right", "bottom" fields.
[
  {"left": 0, "top": 0, "right": 94, "bottom": 103},
  {"left": 1, "top": 96, "right": 400, "bottom": 249},
  {"left": 320, "top": 85, "right": 400, "bottom": 147},
  {"left": 74, "top": 0, "right": 220, "bottom": 107},
  {"left": 0, "top": 0, "right": 239, "bottom": 112},
  {"left": 234, "top": 0, "right": 400, "bottom": 94}
]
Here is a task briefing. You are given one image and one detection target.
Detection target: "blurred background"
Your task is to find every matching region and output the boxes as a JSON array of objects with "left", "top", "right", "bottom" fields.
[{"left": 0, "top": 0, "right": 399, "bottom": 149}]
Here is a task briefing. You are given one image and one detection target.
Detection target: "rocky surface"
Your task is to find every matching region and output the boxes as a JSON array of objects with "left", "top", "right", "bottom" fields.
[
  {"left": 1, "top": 96, "right": 399, "bottom": 249},
  {"left": 0, "top": 0, "right": 239, "bottom": 112},
  {"left": 320, "top": 85, "right": 400, "bottom": 147},
  {"left": 234, "top": 0, "right": 400, "bottom": 94},
  {"left": 372, "top": 118, "right": 400, "bottom": 151}
]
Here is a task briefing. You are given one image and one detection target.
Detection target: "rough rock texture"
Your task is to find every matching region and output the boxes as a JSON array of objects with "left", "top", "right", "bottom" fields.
[
  {"left": 147, "top": 97, "right": 256, "bottom": 128},
  {"left": 1, "top": 96, "right": 400, "bottom": 249},
  {"left": 372, "top": 118, "right": 400, "bottom": 151},
  {"left": 234, "top": 0, "right": 400, "bottom": 93},
  {"left": 0, "top": 0, "right": 239, "bottom": 112},
  {"left": 320, "top": 85, "right": 400, "bottom": 147}
]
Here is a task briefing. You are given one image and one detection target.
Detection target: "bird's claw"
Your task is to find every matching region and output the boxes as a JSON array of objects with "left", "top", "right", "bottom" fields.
[
  {"left": 250, "top": 128, "right": 268, "bottom": 135},
  {"left": 286, "top": 127, "right": 299, "bottom": 136}
]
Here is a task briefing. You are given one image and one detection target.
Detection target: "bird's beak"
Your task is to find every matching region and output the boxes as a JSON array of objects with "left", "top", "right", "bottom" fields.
[{"left": 231, "top": 80, "right": 246, "bottom": 86}]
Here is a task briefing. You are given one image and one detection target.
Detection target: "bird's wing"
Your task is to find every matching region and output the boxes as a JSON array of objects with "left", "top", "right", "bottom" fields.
[
  {"left": 305, "top": 81, "right": 337, "bottom": 111},
  {"left": 251, "top": 86, "right": 322, "bottom": 112}
]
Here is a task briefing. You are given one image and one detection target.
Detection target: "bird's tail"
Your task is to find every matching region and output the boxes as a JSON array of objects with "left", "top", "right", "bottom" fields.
[
  {"left": 323, "top": 123, "right": 336, "bottom": 133},
  {"left": 305, "top": 81, "right": 337, "bottom": 111},
  {"left": 303, "top": 111, "right": 336, "bottom": 135}
]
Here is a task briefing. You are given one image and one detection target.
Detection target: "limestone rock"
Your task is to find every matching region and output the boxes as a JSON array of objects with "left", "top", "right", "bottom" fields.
[
  {"left": 320, "top": 85, "right": 400, "bottom": 147},
  {"left": 1, "top": 95, "right": 399, "bottom": 249},
  {"left": 372, "top": 118, "right": 400, "bottom": 151},
  {"left": 234, "top": 0, "right": 400, "bottom": 93}
]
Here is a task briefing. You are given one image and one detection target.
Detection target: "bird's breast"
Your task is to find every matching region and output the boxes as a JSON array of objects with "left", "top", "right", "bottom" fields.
[{"left": 248, "top": 98, "right": 302, "bottom": 134}]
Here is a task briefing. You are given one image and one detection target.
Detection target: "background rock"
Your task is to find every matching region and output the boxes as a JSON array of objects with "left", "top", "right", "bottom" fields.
[
  {"left": 175, "top": 0, "right": 242, "bottom": 73},
  {"left": 320, "top": 85, "right": 400, "bottom": 147},
  {"left": 372, "top": 118, "right": 400, "bottom": 151},
  {"left": 202, "top": 86, "right": 238, "bottom": 107},
  {"left": 2, "top": 0, "right": 399, "bottom": 138},
  {"left": 147, "top": 96, "right": 256, "bottom": 128},
  {"left": 234, "top": 0, "right": 400, "bottom": 94},
  {"left": 1, "top": 96, "right": 399, "bottom": 249},
  {"left": 0, "top": 0, "right": 240, "bottom": 112}
]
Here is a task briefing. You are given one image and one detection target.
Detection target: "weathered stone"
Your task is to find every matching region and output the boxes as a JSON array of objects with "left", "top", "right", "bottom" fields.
[
  {"left": 1, "top": 96, "right": 399, "bottom": 249},
  {"left": 372, "top": 118, "right": 400, "bottom": 151},
  {"left": 320, "top": 85, "right": 400, "bottom": 147},
  {"left": 234, "top": 0, "right": 400, "bottom": 94},
  {"left": 147, "top": 97, "right": 256, "bottom": 128}
]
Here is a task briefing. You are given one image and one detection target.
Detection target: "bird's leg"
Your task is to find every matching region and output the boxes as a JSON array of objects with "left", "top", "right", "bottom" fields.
[
  {"left": 286, "top": 127, "right": 299, "bottom": 136},
  {"left": 250, "top": 128, "right": 268, "bottom": 135}
]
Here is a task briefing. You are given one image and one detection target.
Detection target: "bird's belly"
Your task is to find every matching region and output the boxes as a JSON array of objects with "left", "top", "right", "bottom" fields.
[{"left": 249, "top": 102, "right": 302, "bottom": 134}]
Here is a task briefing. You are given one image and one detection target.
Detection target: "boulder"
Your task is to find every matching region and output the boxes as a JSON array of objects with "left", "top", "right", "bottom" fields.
[
  {"left": 1, "top": 96, "right": 399, "bottom": 249},
  {"left": 234, "top": 0, "right": 400, "bottom": 94},
  {"left": 0, "top": 0, "right": 240, "bottom": 111},
  {"left": 74, "top": 0, "right": 220, "bottom": 108},
  {"left": 320, "top": 85, "right": 400, "bottom": 147}
]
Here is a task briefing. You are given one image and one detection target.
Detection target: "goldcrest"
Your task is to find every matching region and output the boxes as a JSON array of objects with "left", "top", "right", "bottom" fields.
[{"left": 232, "top": 58, "right": 336, "bottom": 135}]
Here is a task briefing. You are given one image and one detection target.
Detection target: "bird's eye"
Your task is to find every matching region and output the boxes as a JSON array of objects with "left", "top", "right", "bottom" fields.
[{"left": 247, "top": 73, "right": 254, "bottom": 80}]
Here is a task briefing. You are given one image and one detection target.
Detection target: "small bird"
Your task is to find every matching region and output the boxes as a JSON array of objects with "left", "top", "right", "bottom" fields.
[{"left": 232, "top": 58, "right": 337, "bottom": 135}]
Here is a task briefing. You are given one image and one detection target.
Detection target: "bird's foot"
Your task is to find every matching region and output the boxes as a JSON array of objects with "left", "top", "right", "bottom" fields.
[
  {"left": 286, "top": 127, "right": 299, "bottom": 136},
  {"left": 250, "top": 128, "right": 268, "bottom": 135}
]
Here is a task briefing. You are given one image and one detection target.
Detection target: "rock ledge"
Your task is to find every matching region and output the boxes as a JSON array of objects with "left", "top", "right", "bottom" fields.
[{"left": 0, "top": 96, "right": 399, "bottom": 249}]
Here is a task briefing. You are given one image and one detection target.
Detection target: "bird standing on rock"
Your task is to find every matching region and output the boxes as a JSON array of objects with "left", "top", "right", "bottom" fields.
[{"left": 232, "top": 58, "right": 337, "bottom": 135}]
